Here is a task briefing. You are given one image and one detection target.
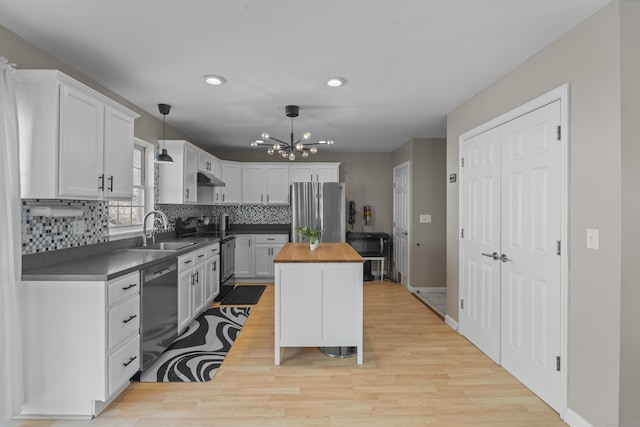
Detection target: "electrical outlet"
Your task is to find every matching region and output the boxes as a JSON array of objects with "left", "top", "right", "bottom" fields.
[
  {"left": 73, "top": 219, "right": 84, "bottom": 236},
  {"left": 420, "top": 214, "right": 432, "bottom": 224}
]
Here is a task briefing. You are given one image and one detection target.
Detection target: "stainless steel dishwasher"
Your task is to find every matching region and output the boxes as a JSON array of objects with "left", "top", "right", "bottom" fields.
[{"left": 141, "top": 258, "right": 178, "bottom": 372}]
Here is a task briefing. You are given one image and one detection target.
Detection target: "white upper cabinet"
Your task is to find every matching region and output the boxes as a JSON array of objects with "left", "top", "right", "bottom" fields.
[
  {"left": 157, "top": 140, "right": 198, "bottom": 204},
  {"left": 197, "top": 148, "right": 216, "bottom": 173},
  {"left": 104, "top": 106, "right": 135, "bottom": 199},
  {"left": 241, "top": 164, "right": 289, "bottom": 205},
  {"left": 290, "top": 163, "right": 340, "bottom": 183},
  {"left": 215, "top": 161, "right": 242, "bottom": 204},
  {"left": 14, "top": 70, "right": 138, "bottom": 200}
]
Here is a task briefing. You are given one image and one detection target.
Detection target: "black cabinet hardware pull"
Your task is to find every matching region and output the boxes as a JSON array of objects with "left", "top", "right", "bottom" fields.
[
  {"left": 98, "top": 174, "right": 105, "bottom": 190},
  {"left": 184, "top": 260, "right": 192, "bottom": 264},
  {"left": 122, "top": 314, "right": 137, "bottom": 324},
  {"left": 123, "top": 356, "right": 137, "bottom": 367},
  {"left": 108, "top": 175, "right": 114, "bottom": 191},
  {"left": 122, "top": 283, "right": 137, "bottom": 290}
]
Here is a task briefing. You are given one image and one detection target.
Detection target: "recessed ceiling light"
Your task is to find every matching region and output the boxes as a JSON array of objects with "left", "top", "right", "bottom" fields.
[
  {"left": 326, "top": 77, "right": 346, "bottom": 87},
  {"left": 204, "top": 75, "right": 226, "bottom": 86}
]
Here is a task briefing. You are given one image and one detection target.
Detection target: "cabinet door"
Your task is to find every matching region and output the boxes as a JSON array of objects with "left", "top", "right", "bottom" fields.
[
  {"left": 59, "top": 84, "right": 104, "bottom": 198},
  {"left": 204, "top": 254, "right": 220, "bottom": 303},
  {"left": 290, "top": 166, "right": 313, "bottom": 183},
  {"left": 316, "top": 165, "right": 339, "bottom": 183},
  {"left": 265, "top": 165, "right": 290, "bottom": 204},
  {"left": 198, "top": 150, "right": 215, "bottom": 173},
  {"left": 234, "top": 236, "right": 254, "bottom": 277},
  {"left": 178, "top": 269, "right": 192, "bottom": 333},
  {"left": 192, "top": 263, "right": 206, "bottom": 315},
  {"left": 184, "top": 144, "right": 198, "bottom": 203},
  {"left": 254, "top": 245, "right": 272, "bottom": 277},
  {"left": 241, "top": 165, "right": 264, "bottom": 204},
  {"left": 219, "top": 162, "right": 242, "bottom": 204},
  {"left": 103, "top": 106, "right": 134, "bottom": 199}
]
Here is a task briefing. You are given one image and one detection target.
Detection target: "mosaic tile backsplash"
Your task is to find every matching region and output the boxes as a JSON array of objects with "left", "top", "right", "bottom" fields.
[
  {"left": 23, "top": 198, "right": 291, "bottom": 254},
  {"left": 22, "top": 199, "right": 109, "bottom": 254},
  {"left": 158, "top": 204, "right": 291, "bottom": 230}
]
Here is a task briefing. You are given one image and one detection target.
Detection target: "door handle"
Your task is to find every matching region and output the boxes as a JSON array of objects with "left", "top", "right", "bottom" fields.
[
  {"left": 499, "top": 254, "right": 513, "bottom": 262},
  {"left": 482, "top": 252, "right": 499, "bottom": 260}
]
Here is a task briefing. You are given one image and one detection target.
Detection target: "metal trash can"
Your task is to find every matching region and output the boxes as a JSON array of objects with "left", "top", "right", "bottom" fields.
[{"left": 319, "top": 346, "right": 357, "bottom": 358}]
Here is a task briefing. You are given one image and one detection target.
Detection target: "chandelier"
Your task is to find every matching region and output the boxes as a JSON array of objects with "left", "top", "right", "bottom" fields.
[{"left": 250, "top": 105, "right": 334, "bottom": 161}]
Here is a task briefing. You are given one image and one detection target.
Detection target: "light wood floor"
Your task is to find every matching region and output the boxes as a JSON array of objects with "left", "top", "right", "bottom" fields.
[{"left": 9, "top": 281, "right": 566, "bottom": 426}]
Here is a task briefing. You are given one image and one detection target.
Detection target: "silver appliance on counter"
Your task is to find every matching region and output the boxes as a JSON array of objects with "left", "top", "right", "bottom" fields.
[
  {"left": 291, "top": 182, "right": 346, "bottom": 243},
  {"left": 140, "top": 258, "right": 179, "bottom": 372}
]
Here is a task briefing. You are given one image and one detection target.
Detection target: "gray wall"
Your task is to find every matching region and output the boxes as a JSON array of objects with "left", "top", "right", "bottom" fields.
[
  {"left": 391, "top": 138, "right": 447, "bottom": 288},
  {"left": 446, "top": 1, "right": 635, "bottom": 425}
]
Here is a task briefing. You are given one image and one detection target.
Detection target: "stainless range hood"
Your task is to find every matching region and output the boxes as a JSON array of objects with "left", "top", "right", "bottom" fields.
[{"left": 197, "top": 171, "right": 226, "bottom": 187}]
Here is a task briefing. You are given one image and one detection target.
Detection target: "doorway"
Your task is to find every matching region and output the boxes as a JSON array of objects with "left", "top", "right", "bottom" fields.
[
  {"left": 458, "top": 86, "right": 569, "bottom": 416},
  {"left": 393, "top": 161, "right": 410, "bottom": 286}
]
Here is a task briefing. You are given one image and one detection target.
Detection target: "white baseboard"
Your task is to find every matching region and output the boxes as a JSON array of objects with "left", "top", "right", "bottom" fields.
[
  {"left": 445, "top": 314, "right": 458, "bottom": 331},
  {"left": 565, "top": 409, "right": 593, "bottom": 427}
]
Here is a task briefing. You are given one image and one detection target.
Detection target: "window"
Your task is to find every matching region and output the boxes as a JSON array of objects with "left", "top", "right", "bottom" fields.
[{"left": 109, "top": 143, "right": 147, "bottom": 230}]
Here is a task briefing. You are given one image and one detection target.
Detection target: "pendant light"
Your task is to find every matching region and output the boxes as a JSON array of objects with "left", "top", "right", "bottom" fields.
[{"left": 156, "top": 103, "right": 174, "bottom": 163}]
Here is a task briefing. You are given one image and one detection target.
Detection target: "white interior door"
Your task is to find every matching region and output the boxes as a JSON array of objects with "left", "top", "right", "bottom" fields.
[
  {"left": 393, "top": 162, "right": 410, "bottom": 285},
  {"left": 461, "top": 100, "right": 563, "bottom": 412},
  {"left": 461, "top": 127, "right": 502, "bottom": 363},
  {"left": 500, "top": 101, "right": 562, "bottom": 412}
]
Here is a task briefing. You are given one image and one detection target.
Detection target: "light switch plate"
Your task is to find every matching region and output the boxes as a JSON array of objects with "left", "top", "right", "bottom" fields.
[
  {"left": 586, "top": 228, "right": 599, "bottom": 249},
  {"left": 420, "top": 214, "right": 432, "bottom": 224}
]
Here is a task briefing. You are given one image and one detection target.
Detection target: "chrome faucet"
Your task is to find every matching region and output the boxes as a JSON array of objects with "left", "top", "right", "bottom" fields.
[{"left": 142, "top": 210, "right": 169, "bottom": 246}]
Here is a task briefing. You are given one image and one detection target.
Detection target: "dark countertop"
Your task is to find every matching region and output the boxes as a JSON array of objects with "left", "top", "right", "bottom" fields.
[
  {"left": 22, "top": 236, "right": 221, "bottom": 282},
  {"left": 22, "top": 224, "right": 292, "bottom": 282}
]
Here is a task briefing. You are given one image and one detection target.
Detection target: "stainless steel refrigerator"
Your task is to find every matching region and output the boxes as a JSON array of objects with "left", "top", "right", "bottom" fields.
[{"left": 291, "top": 182, "right": 346, "bottom": 243}]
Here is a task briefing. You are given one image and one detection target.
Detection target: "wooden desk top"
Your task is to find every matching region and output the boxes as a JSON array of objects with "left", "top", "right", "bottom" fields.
[{"left": 274, "top": 243, "right": 364, "bottom": 263}]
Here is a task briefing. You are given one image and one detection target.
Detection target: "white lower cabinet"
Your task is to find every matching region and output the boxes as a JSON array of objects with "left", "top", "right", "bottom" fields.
[
  {"left": 236, "top": 234, "right": 288, "bottom": 280},
  {"left": 204, "top": 243, "right": 221, "bottom": 306},
  {"left": 234, "top": 235, "right": 254, "bottom": 278},
  {"left": 21, "top": 270, "right": 141, "bottom": 418},
  {"left": 177, "top": 247, "right": 209, "bottom": 333},
  {"left": 254, "top": 235, "right": 287, "bottom": 277}
]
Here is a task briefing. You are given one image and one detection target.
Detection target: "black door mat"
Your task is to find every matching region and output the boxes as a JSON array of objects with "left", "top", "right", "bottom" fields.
[{"left": 220, "top": 285, "right": 266, "bottom": 305}]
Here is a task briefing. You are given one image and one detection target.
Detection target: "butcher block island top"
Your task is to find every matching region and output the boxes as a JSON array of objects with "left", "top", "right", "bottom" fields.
[{"left": 274, "top": 242, "right": 364, "bottom": 263}]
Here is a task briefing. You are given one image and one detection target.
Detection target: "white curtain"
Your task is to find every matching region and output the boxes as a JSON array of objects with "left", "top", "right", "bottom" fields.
[{"left": 0, "top": 57, "right": 23, "bottom": 422}]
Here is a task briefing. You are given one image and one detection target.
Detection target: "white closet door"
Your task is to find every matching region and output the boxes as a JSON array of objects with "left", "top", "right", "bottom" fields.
[
  {"left": 500, "top": 100, "right": 562, "bottom": 412},
  {"left": 461, "top": 99, "right": 562, "bottom": 413},
  {"left": 461, "top": 127, "right": 502, "bottom": 363}
]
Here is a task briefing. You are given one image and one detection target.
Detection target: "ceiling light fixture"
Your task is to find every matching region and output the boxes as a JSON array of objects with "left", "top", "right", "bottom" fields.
[
  {"left": 250, "top": 105, "right": 334, "bottom": 161},
  {"left": 155, "top": 103, "right": 174, "bottom": 163},
  {"left": 326, "top": 77, "right": 346, "bottom": 87},
  {"left": 204, "top": 75, "right": 226, "bottom": 86}
]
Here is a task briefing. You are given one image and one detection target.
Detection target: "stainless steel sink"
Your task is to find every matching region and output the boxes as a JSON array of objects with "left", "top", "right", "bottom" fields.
[{"left": 130, "top": 241, "right": 198, "bottom": 251}]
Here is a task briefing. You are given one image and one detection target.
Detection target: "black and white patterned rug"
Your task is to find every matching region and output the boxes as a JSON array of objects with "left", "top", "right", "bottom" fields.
[{"left": 140, "top": 307, "right": 251, "bottom": 382}]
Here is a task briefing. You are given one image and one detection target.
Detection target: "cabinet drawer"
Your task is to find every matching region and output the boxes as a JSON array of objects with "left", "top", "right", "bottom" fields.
[
  {"left": 178, "top": 252, "right": 195, "bottom": 270},
  {"left": 107, "top": 296, "right": 140, "bottom": 351},
  {"left": 205, "top": 243, "right": 220, "bottom": 258},
  {"left": 107, "top": 335, "right": 139, "bottom": 398},
  {"left": 255, "top": 234, "right": 288, "bottom": 244},
  {"left": 193, "top": 248, "right": 206, "bottom": 264},
  {"left": 107, "top": 271, "right": 140, "bottom": 306}
]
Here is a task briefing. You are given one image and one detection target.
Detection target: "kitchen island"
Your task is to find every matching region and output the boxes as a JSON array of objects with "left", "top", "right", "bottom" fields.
[{"left": 274, "top": 242, "right": 364, "bottom": 365}]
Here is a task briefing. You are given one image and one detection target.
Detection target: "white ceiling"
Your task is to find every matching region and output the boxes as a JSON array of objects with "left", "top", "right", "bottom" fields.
[{"left": 0, "top": 0, "right": 611, "bottom": 154}]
